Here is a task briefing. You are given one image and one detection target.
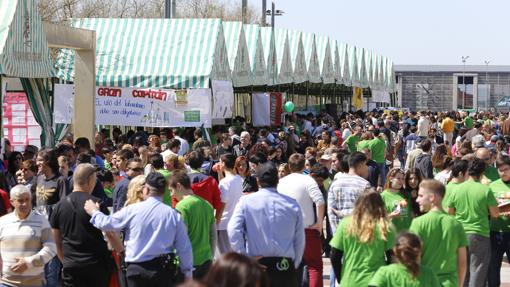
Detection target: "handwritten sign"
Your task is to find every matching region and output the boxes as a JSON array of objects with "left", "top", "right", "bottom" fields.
[{"left": 54, "top": 84, "right": 211, "bottom": 128}]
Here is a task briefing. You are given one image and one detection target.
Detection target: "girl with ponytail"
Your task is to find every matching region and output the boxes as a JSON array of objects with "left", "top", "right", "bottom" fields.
[
  {"left": 329, "top": 189, "right": 395, "bottom": 287},
  {"left": 369, "top": 232, "right": 440, "bottom": 286}
]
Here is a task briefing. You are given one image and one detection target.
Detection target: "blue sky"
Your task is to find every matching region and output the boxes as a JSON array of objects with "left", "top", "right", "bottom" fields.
[{"left": 252, "top": 0, "right": 510, "bottom": 65}]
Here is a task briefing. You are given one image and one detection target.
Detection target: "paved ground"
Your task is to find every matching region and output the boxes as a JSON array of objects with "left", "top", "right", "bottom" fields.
[{"left": 322, "top": 258, "right": 510, "bottom": 286}]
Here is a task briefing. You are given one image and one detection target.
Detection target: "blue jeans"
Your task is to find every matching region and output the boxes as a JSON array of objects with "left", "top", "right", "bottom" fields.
[
  {"left": 488, "top": 231, "right": 510, "bottom": 287},
  {"left": 376, "top": 162, "right": 387, "bottom": 188},
  {"left": 44, "top": 256, "right": 61, "bottom": 287}
]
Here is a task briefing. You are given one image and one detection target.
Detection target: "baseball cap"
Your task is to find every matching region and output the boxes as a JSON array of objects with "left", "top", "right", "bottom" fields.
[
  {"left": 320, "top": 154, "right": 332, "bottom": 161},
  {"left": 472, "top": 135, "right": 485, "bottom": 148},
  {"left": 491, "top": 135, "right": 499, "bottom": 142}
]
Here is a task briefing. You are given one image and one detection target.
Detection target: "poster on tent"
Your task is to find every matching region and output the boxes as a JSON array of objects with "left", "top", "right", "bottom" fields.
[
  {"left": 211, "top": 80, "right": 234, "bottom": 119},
  {"left": 371, "top": 90, "right": 391, "bottom": 103},
  {"left": 168, "top": 88, "right": 212, "bottom": 128},
  {"left": 252, "top": 92, "right": 283, "bottom": 127},
  {"left": 54, "top": 84, "right": 212, "bottom": 128}
]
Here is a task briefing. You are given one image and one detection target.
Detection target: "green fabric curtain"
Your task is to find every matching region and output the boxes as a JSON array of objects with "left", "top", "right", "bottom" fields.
[{"left": 20, "top": 78, "right": 69, "bottom": 147}]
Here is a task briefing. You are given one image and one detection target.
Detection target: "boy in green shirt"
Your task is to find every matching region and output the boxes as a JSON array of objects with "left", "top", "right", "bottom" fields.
[
  {"left": 170, "top": 170, "right": 216, "bottom": 279},
  {"left": 488, "top": 155, "right": 510, "bottom": 287},
  {"left": 369, "top": 129, "right": 387, "bottom": 188},
  {"left": 448, "top": 158, "right": 499, "bottom": 287},
  {"left": 342, "top": 126, "right": 362, "bottom": 153},
  {"left": 410, "top": 179, "right": 468, "bottom": 287}
]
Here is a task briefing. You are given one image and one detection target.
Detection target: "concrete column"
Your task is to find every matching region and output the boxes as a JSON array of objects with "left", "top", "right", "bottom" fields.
[
  {"left": 473, "top": 75, "right": 478, "bottom": 110},
  {"left": 74, "top": 39, "right": 96, "bottom": 144},
  {"left": 452, "top": 74, "right": 458, "bottom": 110}
]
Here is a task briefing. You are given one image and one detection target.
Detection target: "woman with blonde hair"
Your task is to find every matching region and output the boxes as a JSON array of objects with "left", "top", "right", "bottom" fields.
[
  {"left": 165, "top": 153, "right": 186, "bottom": 173},
  {"left": 329, "top": 189, "right": 395, "bottom": 287},
  {"left": 124, "top": 175, "right": 146, "bottom": 206}
]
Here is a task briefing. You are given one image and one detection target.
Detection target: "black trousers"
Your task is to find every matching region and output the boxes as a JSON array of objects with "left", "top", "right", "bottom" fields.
[
  {"left": 62, "top": 261, "right": 111, "bottom": 287},
  {"left": 126, "top": 258, "right": 177, "bottom": 287},
  {"left": 258, "top": 257, "right": 298, "bottom": 287}
]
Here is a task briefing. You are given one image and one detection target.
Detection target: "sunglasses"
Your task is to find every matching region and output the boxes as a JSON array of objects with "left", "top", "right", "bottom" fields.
[{"left": 129, "top": 167, "right": 144, "bottom": 172}]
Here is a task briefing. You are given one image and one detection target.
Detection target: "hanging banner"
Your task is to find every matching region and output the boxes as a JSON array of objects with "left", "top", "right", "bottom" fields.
[
  {"left": 371, "top": 90, "right": 391, "bottom": 103},
  {"left": 211, "top": 80, "right": 234, "bottom": 119},
  {"left": 54, "top": 84, "right": 212, "bottom": 128},
  {"left": 252, "top": 92, "right": 283, "bottom": 127}
]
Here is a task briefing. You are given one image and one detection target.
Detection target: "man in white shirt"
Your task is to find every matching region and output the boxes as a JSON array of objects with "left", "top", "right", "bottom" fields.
[
  {"left": 172, "top": 129, "right": 190, "bottom": 156},
  {"left": 0, "top": 185, "right": 57, "bottom": 287},
  {"left": 417, "top": 112, "right": 431, "bottom": 138},
  {"left": 161, "top": 138, "right": 181, "bottom": 161},
  {"left": 278, "top": 153, "right": 325, "bottom": 287},
  {"left": 217, "top": 153, "right": 243, "bottom": 255}
]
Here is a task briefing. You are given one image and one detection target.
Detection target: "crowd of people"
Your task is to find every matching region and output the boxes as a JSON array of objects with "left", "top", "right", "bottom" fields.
[{"left": 0, "top": 108, "right": 510, "bottom": 287}]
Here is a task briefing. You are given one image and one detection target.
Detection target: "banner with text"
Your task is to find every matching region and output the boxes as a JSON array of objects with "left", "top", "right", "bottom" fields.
[
  {"left": 54, "top": 84, "right": 212, "bottom": 128},
  {"left": 211, "top": 80, "right": 234, "bottom": 119}
]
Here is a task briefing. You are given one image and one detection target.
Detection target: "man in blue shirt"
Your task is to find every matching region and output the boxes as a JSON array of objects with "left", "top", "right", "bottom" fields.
[
  {"left": 228, "top": 162, "right": 305, "bottom": 287},
  {"left": 84, "top": 172, "right": 193, "bottom": 287}
]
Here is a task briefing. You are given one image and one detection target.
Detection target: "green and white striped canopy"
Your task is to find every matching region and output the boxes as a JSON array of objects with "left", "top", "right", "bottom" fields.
[
  {"left": 272, "top": 28, "right": 293, "bottom": 85},
  {"left": 243, "top": 24, "right": 268, "bottom": 86},
  {"left": 260, "top": 27, "right": 278, "bottom": 86},
  {"left": 0, "top": 0, "right": 53, "bottom": 78},
  {"left": 315, "top": 35, "right": 335, "bottom": 84},
  {"left": 286, "top": 29, "right": 307, "bottom": 84},
  {"left": 222, "top": 21, "right": 251, "bottom": 87},
  {"left": 357, "top": 47, "right": 368, "bottom": 88},
  {"left": 348, "top": 45, "right": 360, "bottom": 88},
  {"left": 301, "top": 32, "right": 321, "bottom": 83},
  {"left": 56, "top": 18, "right": 231, "bottom": 89},
  {"left": 337, "top": 42, "right": 350, "bottom": 86}
]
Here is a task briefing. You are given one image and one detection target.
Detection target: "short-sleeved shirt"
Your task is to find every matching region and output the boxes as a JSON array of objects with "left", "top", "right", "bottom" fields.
[
  {"left": 369, "top": 263, "right": 440, "bottom": 287},
  {"left": 329, "top": 216, "right": 395, "bottom": 287},
  {"left": 369, "top": 137, "right": 387, "bottom": 164},
  {"left": 218, "top": 174, "right": 244, "bottom": 230},
  {"left": 49, "top": 192, "right": 111, "bottom": 268},
  {"left": 464, "top": 117, "right": 474, "bottom": 129},
  {"left": 409, "top": 210, "right": 468, "bottom": 286},
  {"left": 490, "top": 179, "right": 510, "bottom": 232},
  {"left": 175, "top": 195, "right": 215, "bottom": 266},
  {"left": 156, "top": 169, "right": 173, "bottom": 206},
  {"left": 357, "top": 139, "right": 371, "bottom": 152},
  {"left": 442, "top": 182, "right": 460, "bottom": 211},
  {"left": 381, "top": 190, "right": 412, "bottom": 232},
  {"left": 345, "top": 135, "right": 360, "bottom": 153},
  {"left": 448, "top": 179, "right": 498, "bottom": 237},
  {"left": 485, "top": 166, "right": 500, "bottom": 183}
]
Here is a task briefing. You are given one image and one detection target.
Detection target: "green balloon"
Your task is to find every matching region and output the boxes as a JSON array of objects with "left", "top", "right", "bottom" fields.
[{"left": 284, "top": 101, "right": 295, "bottom": 113}]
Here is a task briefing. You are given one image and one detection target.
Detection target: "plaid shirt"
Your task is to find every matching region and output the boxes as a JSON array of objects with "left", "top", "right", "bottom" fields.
[{"left": 327, "top": 173, "right": 371, "bottom": 232}]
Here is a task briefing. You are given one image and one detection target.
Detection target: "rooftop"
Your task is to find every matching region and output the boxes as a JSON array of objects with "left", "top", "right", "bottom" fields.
[{"left": 395, "top": 65, "right": 510, "bottom": 73}]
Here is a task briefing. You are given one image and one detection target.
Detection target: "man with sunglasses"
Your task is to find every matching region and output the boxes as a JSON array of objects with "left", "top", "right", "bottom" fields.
[{"left": 112, "top": 158, "right": 144, "bottom": 212}]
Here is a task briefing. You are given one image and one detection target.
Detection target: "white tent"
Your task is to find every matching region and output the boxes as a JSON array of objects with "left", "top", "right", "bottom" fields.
[
  {"left": 243, "top": 24, "right": 268, "bottom": 86},
  {"left": 260, "top": 27, "right": 278, "bottom": 86},
  {"left": 285, "top": 29, "right": 307, "bottom": 84},
  {"left": 301, "top": 32, "right": 321, "bottom": 83},
  {"left": 223, "top": 21, "right": 252, "bottom": 87},
  {"left": 316, "top": 35, "right": 335, "bottom": 84},
  {"left": 273, "top": 28, "right": 294, "bottom": 85}
]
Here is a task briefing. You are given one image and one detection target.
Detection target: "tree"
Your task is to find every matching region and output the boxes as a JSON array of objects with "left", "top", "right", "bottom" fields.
[{"left": 38, "top": 0, "right": 260, "bottom": 24}]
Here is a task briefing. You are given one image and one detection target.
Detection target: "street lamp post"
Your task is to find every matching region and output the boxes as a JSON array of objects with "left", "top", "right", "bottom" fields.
[
  {"left": 461, "top": 56, "right": 469, "bottom": 109},
  {"left": 485, "top": 60, "right": 490, "bottom": 111}
]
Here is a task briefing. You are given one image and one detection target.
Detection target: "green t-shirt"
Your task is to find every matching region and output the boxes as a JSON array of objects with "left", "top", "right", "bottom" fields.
[
  {"left": 442, "top": 182, "right": 460, "bottom": 211},
  {"left": 369, "top": 137, "right": 387, "bottom": 164},
  {"left": 464, "top": 117, "right": 473, "bottom": 129},
  {"left": 175, "top": 195, "right": 215, "bottom": 265},
  {"left": 448, "top": 179, "right": 498, "bottom": 237},
  {"left": 369, "top": 263, "right": 440, "bottom": 287},
  {"left": 104, "top": 187, "right": 113, "bottom": 198},
  {"left": 409, "top": 210, "right": 468, "bottom": 287},
  {"left": 381, "top": 190, "right": 412, "bottom": 232},
  {"left": 490, "top": 179, "right": 510, "bottom": 232},
  {"left": 357, "top": 139, "right": 371, "bottom": 152},
  {"left": 345, "top": 134, "right": 360, "bottom": 153},
  {"left": 485, "top": 166, "right": 500, "bottom": 183},
  {"left": 329, "top": 216, "right": 395, "bottom": 287},
  {"left": 156, "top": 169, "right": 172, "bottom": 206}
]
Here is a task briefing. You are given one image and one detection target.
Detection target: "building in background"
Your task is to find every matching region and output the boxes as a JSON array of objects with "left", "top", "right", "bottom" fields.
[{"left": 395, "top": 65, "right": 510, "bottom": 112}]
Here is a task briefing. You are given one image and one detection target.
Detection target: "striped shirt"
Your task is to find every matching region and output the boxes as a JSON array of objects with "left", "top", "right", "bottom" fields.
[
  {"left": 0, "top": 211, "right": 56, "bottom": 287},
  {"left": 328, "top": 173, "right": 371, "bottom": 232}
]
